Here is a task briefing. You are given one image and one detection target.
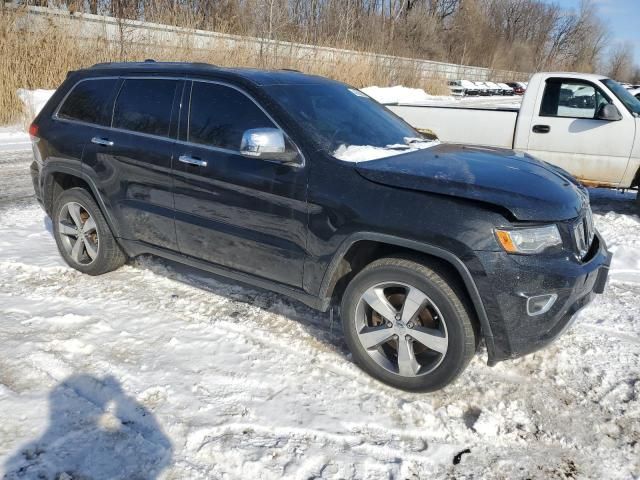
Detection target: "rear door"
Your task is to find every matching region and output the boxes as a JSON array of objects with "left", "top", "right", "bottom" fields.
[
  {"left": 82, "top": 77, "right": 183, "bottom": 251},
  {"left": 525, "top": 77, "right": 634, "bottom": 186},
  {"left": 172, "top": 80, "right": 308, "bottom": 287},
  {"left": 51, "top": 77, "right": 121, "bottom": 194}
]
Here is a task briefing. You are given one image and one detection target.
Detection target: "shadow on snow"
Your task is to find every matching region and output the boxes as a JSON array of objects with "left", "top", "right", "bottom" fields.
[{"left": 4, "top": 374, "right": 173, "bottom": 480}]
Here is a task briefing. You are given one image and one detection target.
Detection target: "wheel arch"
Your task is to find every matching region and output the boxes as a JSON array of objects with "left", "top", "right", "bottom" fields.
[
  {"left": 41, "top": 163, "right": 121, "bottom": 238},
  {"left": 319, "top": 233, "right": 496, "bottom": 361}
]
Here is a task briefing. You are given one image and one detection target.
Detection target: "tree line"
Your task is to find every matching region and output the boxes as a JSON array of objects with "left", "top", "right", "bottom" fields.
[{"left": 12, "top": 0, "right": 640, "bottom": 82}]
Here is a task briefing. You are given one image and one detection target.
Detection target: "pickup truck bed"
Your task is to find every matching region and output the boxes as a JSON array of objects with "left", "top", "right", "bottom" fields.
[{"left": 390, "top": 104, "right": 519, "bottom": 149}]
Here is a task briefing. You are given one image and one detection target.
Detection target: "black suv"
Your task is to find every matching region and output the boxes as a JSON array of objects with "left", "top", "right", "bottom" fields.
[{"left": 30, "top": 62, "right": 611, "bottom": 391}]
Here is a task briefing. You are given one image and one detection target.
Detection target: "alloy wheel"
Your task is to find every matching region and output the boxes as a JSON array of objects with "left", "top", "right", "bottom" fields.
[
  {"left": 58, "top": 201, "right": 99, "bottom": 265},
  {"left": 354, "top": 282, "right": 448, "bottom": 377}
]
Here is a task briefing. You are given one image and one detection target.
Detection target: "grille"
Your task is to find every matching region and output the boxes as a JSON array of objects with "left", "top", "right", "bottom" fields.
[{"left": 573, "top": 207, "right": 595, "bottom": 259}]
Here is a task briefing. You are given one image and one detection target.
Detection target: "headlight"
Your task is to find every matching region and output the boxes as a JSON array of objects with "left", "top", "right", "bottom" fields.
[{"left": 495, "top": 225, "right": 562, "bottom": 254}]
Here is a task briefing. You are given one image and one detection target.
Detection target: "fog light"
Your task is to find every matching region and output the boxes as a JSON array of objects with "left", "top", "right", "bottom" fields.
[{"left": 525, "top": 294, "right": 557, "bottom": 316}]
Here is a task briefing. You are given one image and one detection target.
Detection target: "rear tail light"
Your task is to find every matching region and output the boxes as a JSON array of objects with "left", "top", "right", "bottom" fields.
[{"left": 28, "top": 122, "right": 39, "bottom": 142}]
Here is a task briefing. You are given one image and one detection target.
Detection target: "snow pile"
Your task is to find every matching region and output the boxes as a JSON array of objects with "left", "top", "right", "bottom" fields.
[
  {"left": 334, "top": 139, "right": 440, "bottom": 162},
  {"left": 17, "top": 88, "right": 55, "bottom": 124},
  {"left": 588, "top": 189, "right": 640, "bottom": 284},
  {"left": 361, "top": 85, "right": 454, "bottom": 104}
]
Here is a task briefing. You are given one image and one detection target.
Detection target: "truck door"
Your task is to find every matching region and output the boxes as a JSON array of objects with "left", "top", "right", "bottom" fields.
[{"left": 525, "top": 77, "right": 634, "bottom": 186}]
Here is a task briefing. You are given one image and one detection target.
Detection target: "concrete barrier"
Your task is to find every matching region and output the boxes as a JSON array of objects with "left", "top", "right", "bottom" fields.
[{"left": 13, "top": 5, "right": 528, "bottom": 82}]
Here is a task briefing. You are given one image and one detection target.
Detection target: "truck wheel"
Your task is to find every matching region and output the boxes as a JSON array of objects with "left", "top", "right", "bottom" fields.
[
  {"left": 52, "top": 187, "right": 126, "bottom": 275},
  {"left": 340, "top": 256, "right": 477, "bottom": 392}
]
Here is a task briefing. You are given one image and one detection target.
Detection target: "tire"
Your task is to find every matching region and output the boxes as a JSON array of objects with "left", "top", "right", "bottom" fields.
[
  {"left": 52, "top": 187, "right": 126, "bottom": 275},
  {"left": 340, "top": 255, "right": 477, "bottom": 392}
]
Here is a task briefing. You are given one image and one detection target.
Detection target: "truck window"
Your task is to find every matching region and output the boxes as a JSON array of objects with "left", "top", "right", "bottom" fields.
[
  {"left": 57, "top": 78, "right": 119, "bottom": 126},
  {"left": 602, "top": 79, "right": 640, "bottom": 116},
  {"left": 540, "top": 79, "right": 610, "bottom": 119},
  {"left": 188, "top": 82, "right": 276, "bottom": 151},
  {"left": 113, "top": 79, "right": 179, "bottom": 137}
]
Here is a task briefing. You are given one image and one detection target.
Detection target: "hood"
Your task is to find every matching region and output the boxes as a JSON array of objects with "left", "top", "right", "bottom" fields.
[{"left": 355, "top": 143, "right": 587, "bottom": 221}]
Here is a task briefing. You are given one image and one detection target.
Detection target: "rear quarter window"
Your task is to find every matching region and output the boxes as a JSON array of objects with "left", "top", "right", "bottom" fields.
[
  {"left": 57, "top": 78, "right": 119, "bottom": 126},
  {"left": 113, "top": 79, "right": 180, "bottom": 137}
]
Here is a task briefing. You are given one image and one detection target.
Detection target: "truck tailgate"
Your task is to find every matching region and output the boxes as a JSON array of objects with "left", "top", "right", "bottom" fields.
[{"left": 388, "top": 104, "right": 519, "bottom": 150}]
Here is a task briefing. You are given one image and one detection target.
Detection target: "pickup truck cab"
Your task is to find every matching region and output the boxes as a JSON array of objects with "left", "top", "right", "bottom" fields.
[
  {"left": 30, "top": 63, "right": 611, "bottom": 392},
  {"left": 389, "top": 72, "right": 640, "bottom": 194}
]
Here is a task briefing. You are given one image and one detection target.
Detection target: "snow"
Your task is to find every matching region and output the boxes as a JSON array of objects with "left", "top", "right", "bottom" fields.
[
  {"left": 0, "top": 126, "right": 30, "bottom": 152},
  {"left": 1, "top": 139, "right": 639, "bottom": 478},
  {"left": 0, "top": 90, "right": 54, "bottom": 152},
  {"left": 333, "top": 139, "right": 440, "bottom": 162},
  {"left": 361, "top": 85, "right": 455, "bottom": 104},
  {"left": 16, "top": 88, "right": 55, "bottom": 124}
]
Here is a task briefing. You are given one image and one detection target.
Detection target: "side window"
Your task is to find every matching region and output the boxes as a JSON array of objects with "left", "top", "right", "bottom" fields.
[
  {"left": 113, "top": 79, "right": 179, "bottom": 137},
  {"left": 540, "top": 79, "right": 610, "bottom": 119},
  {"left": 188, "top": 82, "right": 276, "bottom": 150},
  {"left": 57, "top": 79, "right": 119, "bottom": 125}
]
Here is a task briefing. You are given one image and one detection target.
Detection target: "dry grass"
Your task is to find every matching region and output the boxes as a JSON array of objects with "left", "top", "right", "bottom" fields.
[{"left": 0, "top": 8, "right": 450, "bottom": 125}]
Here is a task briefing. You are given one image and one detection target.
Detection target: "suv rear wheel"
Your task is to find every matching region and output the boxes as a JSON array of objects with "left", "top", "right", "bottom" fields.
[
  {"left": 53, "top": 187, "right": 126, "bottom": 275},
  {"left": 341, "top": 256, "right": 477, "bottom": 392}
]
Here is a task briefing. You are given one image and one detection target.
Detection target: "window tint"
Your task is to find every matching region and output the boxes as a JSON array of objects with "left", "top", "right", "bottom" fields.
[
  {"left": 540, "top": 79, "right": 610, "bottom": 119},
  {"left": 57, "top": 79, "right": 118, "bottom": 125},
  {"left": 188, "top": 82, "right": 276, "bottom": 150},
  {"left": 113, "top": 79, "right": 179, "bottom": 137}
]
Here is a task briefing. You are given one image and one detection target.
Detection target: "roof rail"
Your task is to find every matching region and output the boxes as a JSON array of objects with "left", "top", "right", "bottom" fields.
[
  {"left": 144, "top": 58, "right": 156, "bottom": 63},
  {"left": 280, "top": 68, "right": 301, "bottom": 73}
]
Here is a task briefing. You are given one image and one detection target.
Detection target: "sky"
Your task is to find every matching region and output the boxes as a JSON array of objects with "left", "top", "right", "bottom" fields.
[{"left": 554, "top": 0, "right": 640, "bottom": 64}]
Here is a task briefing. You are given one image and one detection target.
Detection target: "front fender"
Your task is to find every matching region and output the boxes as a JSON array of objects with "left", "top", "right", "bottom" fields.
[{"left": 319, "top": 231, "right": 496, "bottom": 363}]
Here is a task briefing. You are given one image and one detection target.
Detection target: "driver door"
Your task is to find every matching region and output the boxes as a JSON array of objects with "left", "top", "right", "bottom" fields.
[
  {"left": 526, "top": 78, "right": 634, "bottom": 186},
  {"left": 172, "top": 80, "right": 308, "bottom": 287}
]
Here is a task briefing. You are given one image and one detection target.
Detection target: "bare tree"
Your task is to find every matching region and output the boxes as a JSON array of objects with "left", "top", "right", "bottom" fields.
[{"left": 607, "top": 42, "right": 634, "bottom": 81}]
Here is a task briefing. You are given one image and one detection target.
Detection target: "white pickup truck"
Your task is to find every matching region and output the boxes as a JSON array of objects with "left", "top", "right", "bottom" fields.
[{"left": 387, "top": 72, "right": 640, "bottom": 197}]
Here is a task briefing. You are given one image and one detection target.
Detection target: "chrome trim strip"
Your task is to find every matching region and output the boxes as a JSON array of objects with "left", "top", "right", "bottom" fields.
[{"left": 52, "top": 74, "right": 305, "bottom": 168}]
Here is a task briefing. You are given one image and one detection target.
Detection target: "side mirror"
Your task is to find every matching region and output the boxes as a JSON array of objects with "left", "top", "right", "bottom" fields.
[
  {"left": 240, "top": 128, "right": 299, "bottom": 164},
  {"left": 596, "top": 103, "right": 622, "bottom": 121}
]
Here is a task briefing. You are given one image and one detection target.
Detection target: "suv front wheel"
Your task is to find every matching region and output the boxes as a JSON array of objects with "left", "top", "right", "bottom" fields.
[
  {"left": 53, "top": 187, "right": 126, "bottom": 275},
  {"left": 341, "top": 256, "right": 477, "bottom": 392}
]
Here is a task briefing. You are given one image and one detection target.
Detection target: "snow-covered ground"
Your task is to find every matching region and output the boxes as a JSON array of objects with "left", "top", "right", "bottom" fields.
[
  {"left": 0, "top": 126, "right": 30, "bottom": 153},
  {"left": 0, "top": 142, "right": 639, "bottom": 479}
]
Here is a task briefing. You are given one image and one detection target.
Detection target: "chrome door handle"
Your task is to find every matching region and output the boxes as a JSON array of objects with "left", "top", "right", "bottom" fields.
[
  {"left": 178, "top": 154, "right": 207, "bottom": 167},
  {"left": 91, "top": 136, "right": 114, "bottom": 146}
]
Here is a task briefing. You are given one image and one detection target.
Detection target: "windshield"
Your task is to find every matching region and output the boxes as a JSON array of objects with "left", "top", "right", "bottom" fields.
[
  {"left": 264, "top": 83, "right": 424, "bottom": 154},
  {"left": 602, "top": 79, "right": 640, "bottom": 116}
]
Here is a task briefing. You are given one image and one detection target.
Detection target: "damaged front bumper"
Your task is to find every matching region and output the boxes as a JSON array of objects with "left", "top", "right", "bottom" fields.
[{"left": 474, "top": 231, "right": 612, "bottom": 365}]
